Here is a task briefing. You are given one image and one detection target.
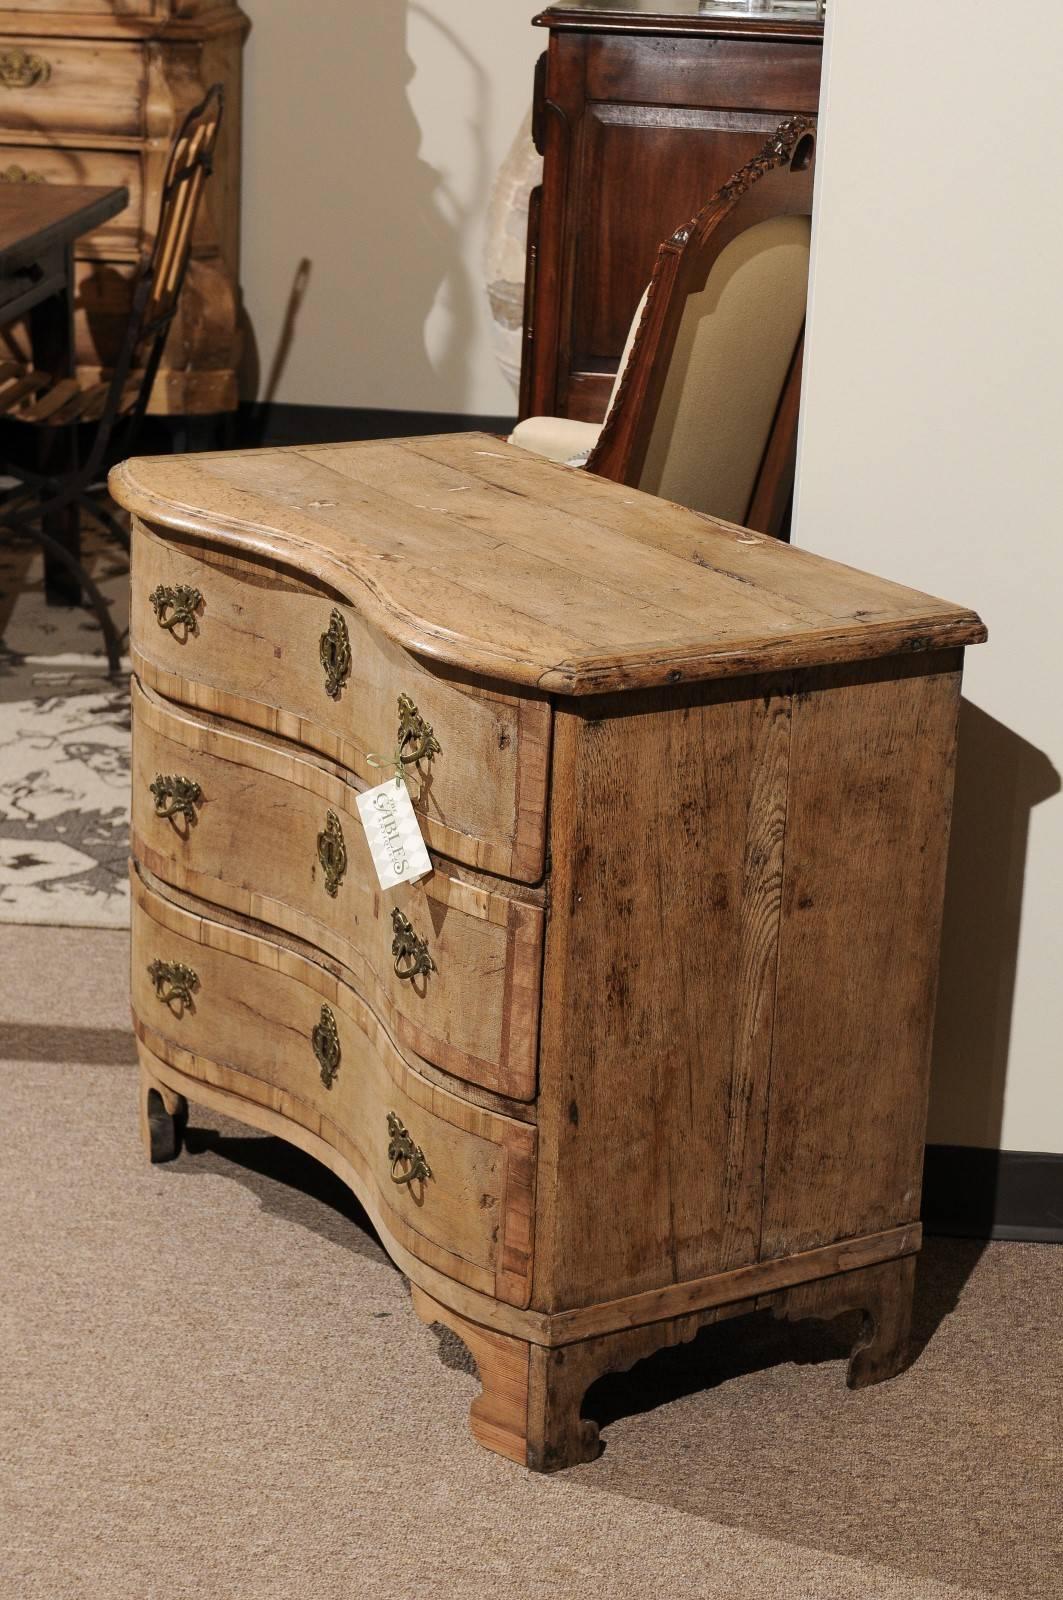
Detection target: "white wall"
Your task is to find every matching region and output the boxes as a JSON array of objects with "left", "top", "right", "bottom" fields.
[
  {"left": 794, "top": 1, "right": 1063, "bottom": 1152},
  {"left": 239, "top": 1, "right": 541, "bottom": 414}
]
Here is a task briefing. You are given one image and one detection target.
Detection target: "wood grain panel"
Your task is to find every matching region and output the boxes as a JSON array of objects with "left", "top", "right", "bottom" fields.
[
  {"left": 760, "top": 654, "right": 964, "bottom": 1258},
  {"left": 533, "top": 677, "right": 791, "bottom": 1312},
  {"left": 584, "top": 35, "right": 822, "bottom": 112},
  {"left": 574, "top": 110, "right": 777, "bottom": 357},
  {"left": 131, "top": 867, "right": 537, "bottom": 1307},
  {"left": 131, "top": 678, "right": 544, "bottom": 1099},
  {"left": 129, "top": 519, "right": 552, "bottom": 882}
]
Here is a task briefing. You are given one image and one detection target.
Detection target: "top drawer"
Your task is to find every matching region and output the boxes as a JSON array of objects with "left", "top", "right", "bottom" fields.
[
  {"left": 130, "top": 520, "right": 551, "bottom": 884},
  {"left": 0, "top": 39, "right": 145, "bottom": 139}
]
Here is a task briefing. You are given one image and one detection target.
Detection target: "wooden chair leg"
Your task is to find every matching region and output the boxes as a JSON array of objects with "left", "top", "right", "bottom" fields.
[{"left": 138, "top": 1051, "right": 187, "bottom": 1164}]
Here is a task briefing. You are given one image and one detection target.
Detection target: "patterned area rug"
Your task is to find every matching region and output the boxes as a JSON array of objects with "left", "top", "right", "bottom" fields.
[{"left": 0, "top": 526, "right": 131, "bottom": 927}]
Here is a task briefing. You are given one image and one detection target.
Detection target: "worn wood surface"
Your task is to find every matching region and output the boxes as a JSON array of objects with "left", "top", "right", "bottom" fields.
[
  {"left": 112, "top": 436, "right": 985, "bottom": 697},
  {"left": 768, "top": 1252, "right": 917, "bottom": 1389},
  {"left": 129, "top": 519, "right": 552, "bottom": 882},
  {"left": 131, "top": 867, "right": 538, "bottom": 1308},
  {"left": 760, "top": 655, "right": 963, "bottom": 1258},
  {"left": 534, "top": 677, "right": 792, "bottom": 1310},
  {"left": 534, "top": 654, "right": 963, "bottom": 1315},
  {"left": 132, "top": 680, "right": 544, "bottom": 1100},
  {"left": 410, "top": 1286, "right": 531, "bottom": 1466}
]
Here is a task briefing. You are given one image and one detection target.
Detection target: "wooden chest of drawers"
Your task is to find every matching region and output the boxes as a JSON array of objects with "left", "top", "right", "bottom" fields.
[
  {"left": 112, "top": 435, "right": 985, "bottom": 1470},
  {"left": 0, "top": 1, "right": 247, "bottom": 413}
]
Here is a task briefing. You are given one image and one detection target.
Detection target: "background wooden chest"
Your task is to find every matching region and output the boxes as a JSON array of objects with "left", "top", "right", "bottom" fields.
[
  {"left": 0, "top": 0, "right": 247, "bottom": 414},
  {"left": 520, "top": 2, "right": 823, "bottom": 424}
]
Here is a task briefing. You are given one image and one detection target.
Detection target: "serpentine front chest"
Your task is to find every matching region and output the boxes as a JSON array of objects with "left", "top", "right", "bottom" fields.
[{"left": 112, "top": 433, "right": 985, "bottom": 1470}]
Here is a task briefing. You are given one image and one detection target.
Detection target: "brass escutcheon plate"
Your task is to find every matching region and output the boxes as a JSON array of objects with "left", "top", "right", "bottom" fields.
[
  {"left": 312, "top": 1003, "right": 341, "bottom": 1088},
  {"left": 319, "top": 609, "right": 351, "bottom": 700},
  {"left": 316, "top": 809, "right": 347, "bottom": 897}
]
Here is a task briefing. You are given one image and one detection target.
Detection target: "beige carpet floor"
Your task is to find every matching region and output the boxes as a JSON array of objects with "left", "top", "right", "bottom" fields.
[{"left": 1, "top": 925, "right": 1060, "bottom": 1600}]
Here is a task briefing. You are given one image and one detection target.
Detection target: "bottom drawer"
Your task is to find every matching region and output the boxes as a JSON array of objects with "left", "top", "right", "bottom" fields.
[{"left": 131, "top": 866, "right": 536, "bottom": 1308}]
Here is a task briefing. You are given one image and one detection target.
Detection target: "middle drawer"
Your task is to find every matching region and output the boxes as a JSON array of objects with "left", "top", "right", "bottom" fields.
[{"left": 131, "top": 679, "right": 543, "bottom": 1102}]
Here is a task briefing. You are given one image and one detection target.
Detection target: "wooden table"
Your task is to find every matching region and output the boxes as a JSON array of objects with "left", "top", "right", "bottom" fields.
[{"left": 0, "top": 183, "right": 128, "bottom": 602}]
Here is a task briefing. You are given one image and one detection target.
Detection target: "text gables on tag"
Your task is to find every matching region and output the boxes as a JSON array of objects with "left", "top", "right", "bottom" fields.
[{"left": 355, "top": 780, "right": 433, "bottom": 891}]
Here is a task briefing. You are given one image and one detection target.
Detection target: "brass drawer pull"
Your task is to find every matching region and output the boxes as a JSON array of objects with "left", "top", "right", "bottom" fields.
[
  {"left": 398, "top": 693, "right": 441, "bottom": 770},
  {"left": 148, "top": 959, "right": 198, "bottom": 1013},
  {"left": 387, "top": 1112, "right": 432, "bottom": 1186},
  {"left": 0, "top": 49, "right": 51, "bottom": 90},
  {"left": 312, "top": 1004, "right": 340, "bottom": 1089},
  {"left": 316, "top": 809, "right": 347, "bottom": 897},
  {"left": 391, "top": 908, "right": 434, "bottom": 982},
  {"left": 0, "top": 164, "right": 45, "bottom": 184},
  {"left": 150, "top": 773, "right": 201, "bottom": 823},
  {"left": 319, "top": 608, "right": 351, "bottom": 699},
  {"left": 149, "top": 583, "right": 202, "bottom": 636}
]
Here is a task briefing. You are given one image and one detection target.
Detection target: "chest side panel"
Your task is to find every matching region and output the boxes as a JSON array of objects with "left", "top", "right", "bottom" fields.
[
  {"left": 534, "top": 678, "right": 790, "bottom": 1310},
  {"left": 760, "top": 654, "right": 963, "bottom": 1256}
]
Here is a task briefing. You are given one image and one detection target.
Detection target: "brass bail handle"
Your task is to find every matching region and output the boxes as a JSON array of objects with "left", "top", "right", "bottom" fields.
[
  {"left": 391, "top": 908, "right": 434, "bottom": 982},
  {"left": 316, "top": 809, "right": 347, "bottom": 897},
  {"left": 386, "top": 1112, "right": 432, "bottom": 1186},
  {"left": 150, "top": 773, "right": 201, "bottom": 823},
  {"left": 397, "top": 693, "right": 441, "bottom": 770},
  {"left": 367, "top": 693, "right": 441, "bottom": 787},
  {"left": 148, "top": 959, "right": 198, "bottom": 1013},
  {"left": 149, "top": 583, "right": 202, "bottom": 636},
  {"left": 0, "top": 49, "right": 51, "bottom": 90}
]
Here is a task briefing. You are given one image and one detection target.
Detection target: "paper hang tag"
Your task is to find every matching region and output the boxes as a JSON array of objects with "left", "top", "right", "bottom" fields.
[{"left": 355, "top": 778, "right": 433, "bottom": 891}]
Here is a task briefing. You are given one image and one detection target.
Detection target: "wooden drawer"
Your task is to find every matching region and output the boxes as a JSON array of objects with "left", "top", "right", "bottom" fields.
[
  {"left": 0, "top": 147, "right": 141, "bottom": 253},
  {"left": 131, "top": 679, "right": 544, "bottom": 1100},
  {"left": 0, "top": 39, "right": 145, "bottom": 139},
  {"left": 131, "top": 868, "right": 536, "bottom": 1308},
  {"left": 130, "top": 521, "right": 551, "bottom": 883},
  {"left": 583, "top": 35, "right": 823, "bottom": 113}
]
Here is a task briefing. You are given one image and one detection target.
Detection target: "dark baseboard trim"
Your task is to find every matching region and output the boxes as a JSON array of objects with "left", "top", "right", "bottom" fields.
[
  {"left": 921, "top": 1144, "right": 1063, "bottom": 1243},
  {"left": 234, "top": 403, "right": 518, "bottom": 451}
]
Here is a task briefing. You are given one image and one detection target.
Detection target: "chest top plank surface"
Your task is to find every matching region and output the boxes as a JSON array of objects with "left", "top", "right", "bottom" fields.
[{"left": 112, "top": 434, "right": 985, "bottom": 694}]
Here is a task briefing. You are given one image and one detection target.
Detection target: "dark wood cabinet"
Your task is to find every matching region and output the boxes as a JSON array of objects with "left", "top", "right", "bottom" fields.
[{"left": 520, "top": 2, "right": 823, "bottom": 423}]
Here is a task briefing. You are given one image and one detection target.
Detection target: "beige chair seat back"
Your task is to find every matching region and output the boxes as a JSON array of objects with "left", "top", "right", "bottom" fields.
[{"left": 636, "top": 213, "right": 811, "bottom": 522}]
